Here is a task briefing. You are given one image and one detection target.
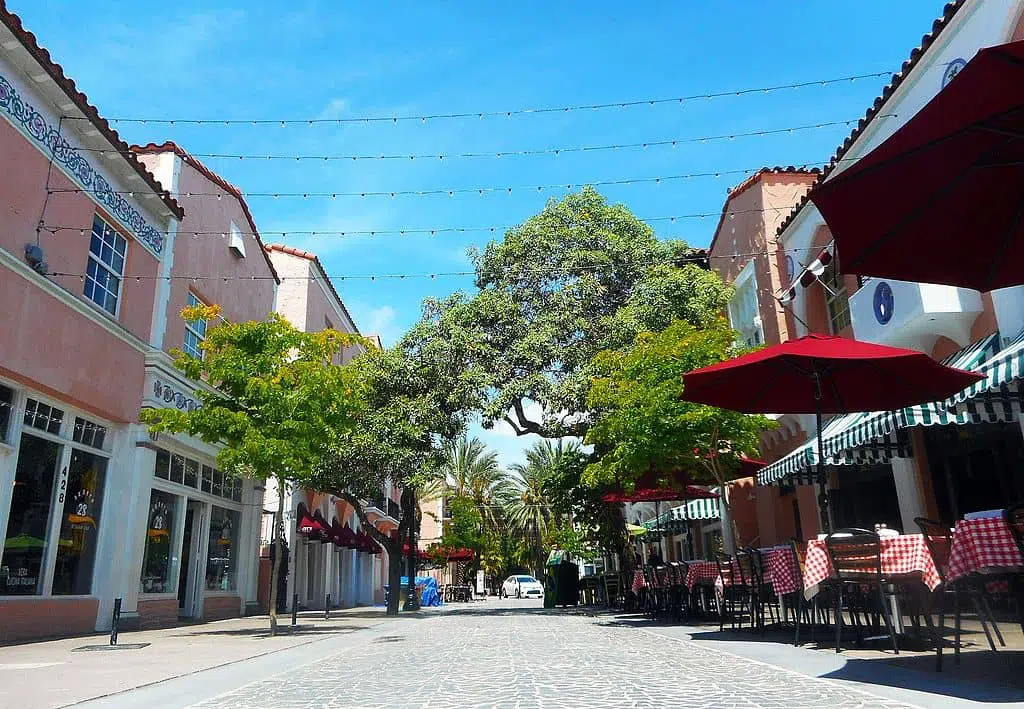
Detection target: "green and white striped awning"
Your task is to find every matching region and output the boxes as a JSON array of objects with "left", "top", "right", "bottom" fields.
[
  {"left": 947, "top": 330, "right": 1024, "bottom": 422},
  {"left": 756, "top": 414, "right": 908, "bottom": 486},
  {"left": 758, "top": 333, "right": 1009, "bottom": 488},
  {"left": 643, "top": 497, "right": 721, "bottom": 534}
]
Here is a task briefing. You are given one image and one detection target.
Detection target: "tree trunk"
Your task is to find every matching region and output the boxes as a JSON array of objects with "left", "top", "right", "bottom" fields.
[
  {"left": 268, "top": 473, "right": 286, "bottom": 636},
  {"left": 403, "top": 488, "right": 420, "bottom": 610},
  {"left": 337, "top": 491, "right": 409, "bottom": 617}
]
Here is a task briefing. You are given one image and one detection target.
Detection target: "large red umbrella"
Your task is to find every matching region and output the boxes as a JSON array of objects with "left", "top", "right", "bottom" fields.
[
  {"left": 809, "top": 40, "right": 1024, "bottom": 291},
  {"left": 682, "top": 334, "right": 982, "bottom": 531}
]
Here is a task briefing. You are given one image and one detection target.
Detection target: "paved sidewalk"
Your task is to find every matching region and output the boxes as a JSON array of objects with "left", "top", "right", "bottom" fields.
[{"left": 0, "top": 608, "right": 403, "bottom": 709}]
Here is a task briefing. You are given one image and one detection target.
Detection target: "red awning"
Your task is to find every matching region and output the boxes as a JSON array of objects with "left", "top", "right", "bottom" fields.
[
  {"left": 296, "top": 503, "right": 326, "bottom": 539},
  {"left": 601, "top": 469, "right": 719, "bottom": 504},
  {"left": 312, "top": 511, "right": 332, "bottom": 543},
  {"left": 339, "top": 523, "right": 356, "bottom": 548},
  {"left": 808, "top": 39, "right": 1024, "bottom": 291}
]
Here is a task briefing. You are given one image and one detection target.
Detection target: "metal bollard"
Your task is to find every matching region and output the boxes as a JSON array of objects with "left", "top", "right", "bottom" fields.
[
  {"left": 291, "top": 593, "right": 299, "bottom": 626},
  {"left": 324, "top": 594, "right": 330, "bottom": 620},
  {"left": 110, "top": 597, "right": 122, "bottom": 646}
]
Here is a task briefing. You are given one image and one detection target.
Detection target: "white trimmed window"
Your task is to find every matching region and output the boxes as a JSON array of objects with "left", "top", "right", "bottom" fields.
[
  {"left": 727, "top": 261, "right": 763, "bottom": 348},
  {"left": 84, "top": 215, "right": 126, "bottom": 316},
  {"left": 183, "top": 292, "right": 208, "bottom": 359},
  {"left": 822, "top": 258, "right": 851, "bottom": 334}
]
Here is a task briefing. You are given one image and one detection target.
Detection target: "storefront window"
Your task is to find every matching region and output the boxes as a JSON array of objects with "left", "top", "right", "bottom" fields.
[
  {"left": 52, "top": 450, "right": 107, "bottom": 595},
  {"left": 206, "top": 506, "right": 239, "bottom": 591},
  {"left": 140, "top": 489, "right": 178, "bottom": 594},
  {"left": 1, "top": 434, "right": 61, "bottom": 595}
]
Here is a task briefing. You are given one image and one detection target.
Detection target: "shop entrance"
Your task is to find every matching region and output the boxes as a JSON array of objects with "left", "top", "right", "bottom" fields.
[
  {"left": 177, "top": 501, "right": 205, "bottom": 618},
  {"left": 924, "top": 423, "right": 1024, "bottom": 522}
]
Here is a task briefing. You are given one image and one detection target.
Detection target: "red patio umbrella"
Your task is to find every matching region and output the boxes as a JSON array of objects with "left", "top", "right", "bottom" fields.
[
  {"left": 809, "top": 39, "right": 1024, "bottom": 291},
  {"left": 682, "top": 333, "right": 982, "bottom": 531}
]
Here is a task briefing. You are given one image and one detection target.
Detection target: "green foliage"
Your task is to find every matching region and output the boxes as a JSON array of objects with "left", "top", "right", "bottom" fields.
[
  {"left": 543, "top": 522, "right": 596, "bottom": 563},
  {"left": 409, "top": 187, "right": 732, "bottom": 439},
  {"left": 140, "top": 309, "right": 363, "bottom": 483},
  {"left": 443, "top": 435, "right": 504, "bottom": 531},
  {"left": 439, "top": 495, "right": 485, "bottom": 554},
  {"left": 584, "top": 318, "right": 773, "bottom": 489}
]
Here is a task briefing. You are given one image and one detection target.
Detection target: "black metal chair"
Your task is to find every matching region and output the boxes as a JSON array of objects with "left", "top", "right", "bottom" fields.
[
  {"left": 748, "top": 547, "right": 781, "bottom": 633},
  {"left": 824, "top": 528, "right": 900, "bottom": 654},
  {"left": 718, "top": 552, "right": 751, "bottom": 631},
  {"left": 916, "top": 517, "right": 1005, "bottom": 670}
]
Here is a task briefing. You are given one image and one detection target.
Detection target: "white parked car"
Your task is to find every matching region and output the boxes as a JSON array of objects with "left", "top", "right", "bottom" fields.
[{"left": 501, "top": 575, "right": 544, "bottom": 599}]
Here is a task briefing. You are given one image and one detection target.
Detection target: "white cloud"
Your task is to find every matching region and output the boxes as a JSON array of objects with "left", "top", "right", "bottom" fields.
[
  {"left": 318, "top": 98, "right": 349, "bottom": 121},
  {"left": 366, "top": 305, "right": 396, "bottom": 336}
]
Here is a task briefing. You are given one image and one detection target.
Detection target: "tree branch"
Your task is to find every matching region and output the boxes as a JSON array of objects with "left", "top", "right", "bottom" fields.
[
  {"left": 511, "top": 399, "right": 544, "bottom": 435},
  {"left": 337, "top": 491, "right": 408, "bottom": 552}
]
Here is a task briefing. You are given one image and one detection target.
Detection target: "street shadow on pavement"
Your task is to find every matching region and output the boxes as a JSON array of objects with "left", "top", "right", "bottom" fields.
[
  {"left": 167, "top": 624, "right": 371, "bottom": 638},
  {"left": 587, "top": 611, "right": 1024, "bottom": 703},
  {"left": 439, "top": 606, "right": 588, "bottom": 618},
  {"left": 819, "top": 655, "right": 1024, "bottom": 703}
]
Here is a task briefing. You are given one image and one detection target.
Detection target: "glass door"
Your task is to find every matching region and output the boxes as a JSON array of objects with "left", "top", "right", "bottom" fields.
[
  {"left": 177, "top": 501, "right": 206, "bottom": 618},
  {"left": 1, "top": 433, "right": 62, "bottom": 595}
]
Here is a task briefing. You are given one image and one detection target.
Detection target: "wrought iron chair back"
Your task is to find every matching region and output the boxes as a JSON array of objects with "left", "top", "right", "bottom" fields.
[
  {"left": 914, "top": 517, "right": 952, "bottom": 585},
  {"left": 1005, "top": 503, "right": 1024, "bottom": 557},
  {"left": 825, "top": 528, "right": 883, "bottom": 582}
]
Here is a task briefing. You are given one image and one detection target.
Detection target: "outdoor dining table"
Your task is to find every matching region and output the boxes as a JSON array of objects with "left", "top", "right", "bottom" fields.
[
  {"left": 684, "top": 561, "right": 719, "bottom": 590},
  {"left": 801, "top": 534, "right": 942, "bottom": 601},
  {"left": 947, "top": 511, "right": 1024, "bottom": 584}
]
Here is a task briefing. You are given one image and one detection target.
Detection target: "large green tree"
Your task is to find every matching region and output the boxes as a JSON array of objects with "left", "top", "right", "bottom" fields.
[
  {"left": 412, "top": 187, "right": 731, "bottom": 441},
  {"left": 139, "top": 306, "right": 363, "bottom": 634},
  {"left": 304, "top": 311, "right": 480, "bottom": 615},
  {"left": 584, "top": 319, "right": 773, "bottom": 548}
]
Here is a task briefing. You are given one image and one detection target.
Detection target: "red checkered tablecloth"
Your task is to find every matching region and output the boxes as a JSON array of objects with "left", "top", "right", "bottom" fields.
[
  {"left": 684, "top": 561, "right": 719, "bottom": 590},
  {"left": 802, "top": 534, "right": 941, "bottom": 599},
  {"left": 631, "top": 570, "right": 645, "bottom": 593},
  {"left": 947, "top": 516, "right": 1024, "bottom": 584},
  {"left": 763, "top": 546, "right": 800, "bottom": 595}
]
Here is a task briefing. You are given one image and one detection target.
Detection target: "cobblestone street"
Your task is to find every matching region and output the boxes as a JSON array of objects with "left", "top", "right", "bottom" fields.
[{"left": 184, "top": 600, "right": 912, "bottom": 709}]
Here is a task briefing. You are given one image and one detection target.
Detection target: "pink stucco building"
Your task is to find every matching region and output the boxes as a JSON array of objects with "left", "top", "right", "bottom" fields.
[{"left": 0, "top": 5, "right": 283, "bottom": 640}]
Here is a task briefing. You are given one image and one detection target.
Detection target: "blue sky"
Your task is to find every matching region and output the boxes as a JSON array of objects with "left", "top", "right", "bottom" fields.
[{"left": 13, "top": 0, "right": 944, "bottom": 466}]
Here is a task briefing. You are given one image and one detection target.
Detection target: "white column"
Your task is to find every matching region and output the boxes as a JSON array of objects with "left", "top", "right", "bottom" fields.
[
  {"left": 891, "top": 456, "right": 925, "bottom": 534},
  {"left": 95, "top": 427, "right": 153, "bottom": 629},
  {"left": 720, "top": 489, "right": 736, "bottom": 553}
]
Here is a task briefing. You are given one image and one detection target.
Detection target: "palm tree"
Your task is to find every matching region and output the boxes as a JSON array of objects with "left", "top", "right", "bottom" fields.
[
  {"left": 503, "top": 439, "right": 583, "bottom": 575},
  {"left": 503, "top": 467, "right": 549, "bottom": 575},
  {"left": 443, "top": 435, "right": 504, "bottom": 531}
]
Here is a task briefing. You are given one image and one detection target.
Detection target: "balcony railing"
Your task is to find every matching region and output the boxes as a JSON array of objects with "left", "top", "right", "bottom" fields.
[{"left": 388, "top": 499, "right": 402, "bottom": 520}]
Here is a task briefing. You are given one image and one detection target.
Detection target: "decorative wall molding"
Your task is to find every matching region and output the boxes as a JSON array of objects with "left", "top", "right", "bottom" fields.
[
  {"left": 151, "top": 378, "right": 200, "bottom": 412},
  {"left": 0, "top": 73, "right": 165, "bottom": 256}
]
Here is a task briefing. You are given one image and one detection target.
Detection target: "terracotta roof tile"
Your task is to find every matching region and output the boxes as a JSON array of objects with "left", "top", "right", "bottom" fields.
[
  {"left": 775, "top": 0, "right": 967, "bottom": 240},
  {"left": 0, "top": 2, "right": 183, "bottom": 219},
  {"left": 131, "top": 141, "right": 280, "bottom": 284},
  {"left": 265, "top": 244, "right": 361, "bottom": 335}
]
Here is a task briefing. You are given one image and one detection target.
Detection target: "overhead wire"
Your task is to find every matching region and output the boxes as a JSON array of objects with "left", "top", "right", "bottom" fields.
[
  {"left": 38, "top": 204, "right": 810, "bottom": 240},
  {"left": 45, "top": 244, "right": 821, "bottom": 283},
  {"left": 46, "top": 165, "right": 810, "bottom": 200},
  {"left": 76, "top": 117, "right": 885, "bottom": 162},
  {"left": 60, "top": 71, "right": 893, "bottom": 125}
]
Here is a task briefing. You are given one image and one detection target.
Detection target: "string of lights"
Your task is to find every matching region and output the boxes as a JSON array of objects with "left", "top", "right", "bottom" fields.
[
  {"left": 47, "top": 164, "right": 816, "bottom": 199},
  {"left": 38, "top": 204, "right": 809, "bottom": 240},
  {"left": 61, "top": 71, "right": 892, "bottom": 125},
  {"left": 75, "top": 117, "right": 886, "bottom": 162},
  {"left": 44, "top": 245, "right": 820, "bottom": 283}
]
